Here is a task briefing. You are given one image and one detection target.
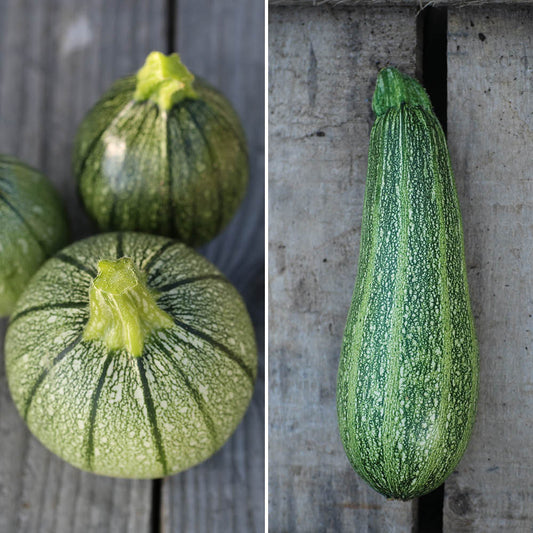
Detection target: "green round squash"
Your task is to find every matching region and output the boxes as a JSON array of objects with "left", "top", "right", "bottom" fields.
[
  {"left": 0, "top": 155, "right": 68, "bottom": 317},
  {"left": 73, "top": 51, "right": 249, "bottom": 247},
  {"left": 5, "top": 232, "right": 257, "bottom": 478}
]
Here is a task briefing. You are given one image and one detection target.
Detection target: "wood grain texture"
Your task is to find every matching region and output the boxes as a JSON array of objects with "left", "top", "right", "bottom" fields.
[
  {"left": 269, "top": 0, "right": 533, "bottom": 7},
  {"left": 178, "top": 0, "right": 266, "bottom": 283},
  {"left": 269, "top": 7, "right": 418, "bottom": 530},
  {"left": 443, "top": 6, "right": 533, "bottom": 532},
  {"left": 160, "top": 1, "right": 265, "bottom": 532},
  {"left": 0, "top": 0, "right": 164, "bottom": 531}
]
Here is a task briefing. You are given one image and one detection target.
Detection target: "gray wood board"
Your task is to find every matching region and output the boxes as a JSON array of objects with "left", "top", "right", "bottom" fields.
[
  {"left": 269, "top": 7, "right": 418, "bottom": 531},
  {"left": 269, "top": 0, "right": 533, "bottom": 7},
  {"left": 443, "top": 6, "right": 533, "bottom": 532},
  {"left": 161, "top": 1, "right": 265, "bottom": 531},
  {"left": 0, "top": 1, "right": 165, "bottom": 530}
]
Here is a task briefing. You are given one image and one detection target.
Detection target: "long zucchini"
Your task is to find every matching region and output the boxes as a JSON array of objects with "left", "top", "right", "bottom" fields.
[{"left": 337, "top": 68, "right": 479, "bottom": 500}]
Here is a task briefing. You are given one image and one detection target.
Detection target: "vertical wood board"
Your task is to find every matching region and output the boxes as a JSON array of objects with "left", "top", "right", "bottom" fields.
[
  {"left": 177, "top": 0, "right": 266, "bottom": 285},
  {"left": 444, "top": 6, "right": 533, "bottom": 532},
  {"left": 160, "top": 1, "right": 265, "bottom": 532},
  {"left": 0, "top": 0, "right": 165, "bottom": 531},
  {"left": 269, "top": 6, "right": 418, "bottom": 531}
]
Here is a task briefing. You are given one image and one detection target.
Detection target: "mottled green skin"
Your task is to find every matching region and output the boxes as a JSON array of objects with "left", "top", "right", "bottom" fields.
[
  {"left": 5, "top": 232, "right": 257, "bottom": 478},
  {"left": 73, "top": 76, "right": 249, "bottom": 247},
  {"left": 0, "top": 155, "right": 68, "bottom": 316},
  {"left": 372, "top": 67, "right": 432, "bottom": 116},
  {"left": 337, "top": 69, "right": 479, "bottom": 500}
]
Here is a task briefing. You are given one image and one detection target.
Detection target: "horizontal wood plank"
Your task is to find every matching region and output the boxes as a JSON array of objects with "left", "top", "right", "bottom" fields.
[
  {"left": 443, "top": 6, "right": 533, "bottom": 532},
  {"left": 269, "top": 0, "right": 533, "bottom": 6}
]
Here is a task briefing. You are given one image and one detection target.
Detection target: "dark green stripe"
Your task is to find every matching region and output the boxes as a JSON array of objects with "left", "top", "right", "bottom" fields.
[
  {"left": 157, "top": 274, "right": 228, "bottom": 293},
  {"left": 172, "top": 109, "right": 193, "bottom": 243},
  {"left": 55, "top": 253, "right": 97, "bottom": 278},
  {"left": 107, "top": 112, "right": 151, "bottom": 228},
  {"left": 143, "top": 240, "right": 174, "bottom": 273},
  {"left": 76, "top": 128, "right": 106, "bottom": 178},
  {"left": 165, "top": 120, "right": 174, "bottom": 237},
  {"left": 0, "top": 194, "right": 47, "bottom": 254},
  {"left": 202, "top": 101, "right": 248, "bottom": 158},
  {"left": 194, "top": 81, "right": 248, "bottom": 153},
  {"left": 85, "top": 352, "right": 114, "bottom": 470},
  {"left": 173, "top": 318, "right": 254, "bottom": 381},
  {"left": 108, "top": 196, "right": 119, "bottom": 229},
  {"left": 152, "top": 338, "right": 217, "bottom": 445},
  {"left": 139, "top": 108, "right": 163, "bottom": 232},
  {"left": 137, "top": 357, "right": 168, "bottom": 476},
  {"left": 77, "top": 93, "right": 137, "bottom": 183},
  {"left": 116, "top": 232, "right": 124, "bottom": 258},
  {"left": 112, "top": 107, "right": 158, "bottom": 230},
  {"left": 76, "top": 100, "right": 127, "bottom": 179},
  {"left": 10, "top": 301, "right": 88, "bottom": 325},
  {"left": 22, "top": 332, "right": 85, "bottom": 421},
  {"left": 185, "top": 105, "right": 224, "bottom": 234}
]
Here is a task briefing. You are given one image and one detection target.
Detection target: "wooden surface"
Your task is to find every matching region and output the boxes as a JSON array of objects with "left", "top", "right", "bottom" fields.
[
  {"left": 269, "top": 2, "right": 533, "bottom": 532},
  {"left": 443, "top": 6, "right": 533, "bottom": 532},
  {"left": 269, "top": 0, "right": 533, "bottom": 7},
  {"left": 268, "top": 6, "right": 418, "bottom": 531},
  {"left": 163, "top": 1, "right": 265, "bottom": 531},
  {"left": 0, "top": 1, "right": 264, "bottom": 532},
  {"left": 0, "top": 3, "right": 162, "bottom": 531}
]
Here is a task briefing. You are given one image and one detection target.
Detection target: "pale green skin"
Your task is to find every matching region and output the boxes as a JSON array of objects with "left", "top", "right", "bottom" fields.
[
  {"left": 337, "top": 68, "right": 479, "bottom": 500},
  {"left": 6, "top": 232, "right": 257, "bottom": 479},
  {"left": 0, "top": 156, "right": 68, "bottom": 316}
]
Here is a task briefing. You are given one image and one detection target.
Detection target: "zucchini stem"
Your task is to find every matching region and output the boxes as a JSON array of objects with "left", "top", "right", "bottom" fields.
[
  {"left": 134, "top": 51, "right": 198, "bottom": 111},
  {"left": 372, "top": 67, "right": 433, "bottom": 116},
  {"left": 84, "top": 257, "right": 173, "bottom": 357}
]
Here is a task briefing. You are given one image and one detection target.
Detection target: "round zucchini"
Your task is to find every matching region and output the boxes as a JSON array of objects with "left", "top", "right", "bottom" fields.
[
  {"left": 0, "top": 155, "right": 68, "bottom": 317},
  {"left": 73, "top": 51, "right": 249, "bottom": 247},
  {"left": 6, "top": 232, "right": 257, "bottom": 478}
]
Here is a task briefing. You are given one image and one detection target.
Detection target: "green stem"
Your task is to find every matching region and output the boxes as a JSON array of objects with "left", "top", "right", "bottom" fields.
[
  {"left": 133, "top": 51, "right": 198, "bottom": 111},
  {"left": 372, "top": 67, "right": 433, "bottom": 116},
  {"left": 84, "top": 257, "right": 173, "bottom": 357}
]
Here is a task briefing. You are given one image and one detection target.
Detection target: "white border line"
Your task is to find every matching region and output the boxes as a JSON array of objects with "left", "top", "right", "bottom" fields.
[{"left": 264, "top": 0, "right": 269, "bottom": 530}]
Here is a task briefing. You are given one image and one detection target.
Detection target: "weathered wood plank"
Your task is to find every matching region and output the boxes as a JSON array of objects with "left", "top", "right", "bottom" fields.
[
  {"left": 269, "top": 0, "right": 533, "bottom": 6},
  {"left": 160, "top": 1, "right": 265, "bottom": 532},
  {"left": 0, "top": 1, "right": 166, "bottom": 531},
  {"left": 443, "top": 6, "right": 533, "bottom": 532},
  {"left": 177, "top": 0, "right": 265, "bottom": 281},
  {"left": 269, "top": 7, "right": 418, "bottom": 530}
]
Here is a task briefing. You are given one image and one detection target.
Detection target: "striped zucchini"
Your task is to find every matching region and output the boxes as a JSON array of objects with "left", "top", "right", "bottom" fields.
[
  {"left": 6, "top": 232, "right": 257, "bottom": 478},
  {"left": 337, "top": 68, "right": 479, "bottom": 500},
  {"left": 73, "top": 51, "right": 249, "bottom": 247},
  {"left": 0, "top": 155, "right": 68, "bottom": 317}
]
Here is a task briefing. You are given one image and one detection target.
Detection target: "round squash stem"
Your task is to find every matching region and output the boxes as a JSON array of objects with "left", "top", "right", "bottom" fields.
[
  {"left": 134, "top": 51, "right": 198, "bottom": 111},
  {"left": 84, "top": 257, "right": 173, "bottom": 357},
  {"left": 372, "top": 67, "right": 433, "bottom": 116}
]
